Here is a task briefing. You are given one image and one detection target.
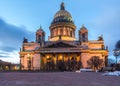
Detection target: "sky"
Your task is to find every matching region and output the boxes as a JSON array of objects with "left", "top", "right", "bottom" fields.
[{"left": 0, "top": 0, "right": 120, "bottom": 63}]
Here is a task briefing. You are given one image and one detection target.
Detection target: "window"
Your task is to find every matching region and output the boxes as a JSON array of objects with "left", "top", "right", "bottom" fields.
[
  {"left": 60, "top": 28, "right": 63, "bottom": 35},
  {"left": 70, "top": 31, "right": 72, "bottom": 37},
  {"left": 82, "top": 33, "right": 85, "bottom": 42},
  {"left": 66, "top": 28, "right": 68, "bottom": 36}
]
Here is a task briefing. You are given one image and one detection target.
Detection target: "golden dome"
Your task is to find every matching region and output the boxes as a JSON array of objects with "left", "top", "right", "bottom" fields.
[
  {"left": 54, "top": 10, "right": 72, "bottom": 19},
  {"left": 52, "top": 2, "right": 73, "bottom": 24},
  {"left": 49, "top": 2, "right": 76, "bottom": 41}
]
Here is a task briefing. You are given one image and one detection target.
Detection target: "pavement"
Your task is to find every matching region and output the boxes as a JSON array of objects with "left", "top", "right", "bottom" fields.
[{"left": 0, "top": 72, "right": 120, "bottom": 86}]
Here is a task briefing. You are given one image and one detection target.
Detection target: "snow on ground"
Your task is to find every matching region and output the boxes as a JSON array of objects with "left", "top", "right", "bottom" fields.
[
  {"left": 102, "top": 71, "right": 120, "bottom": 76},
  {"left": 75, "top": 68, "right": 93, "bottom": 72}
]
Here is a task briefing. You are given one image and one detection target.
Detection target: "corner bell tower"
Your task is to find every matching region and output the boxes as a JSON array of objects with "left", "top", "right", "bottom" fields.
[
  {"left": 36, "top": 26, "right": 45, "bottom": 44},
  {"left": 79, "top": 25, "right": 88, "bottom": 42}
]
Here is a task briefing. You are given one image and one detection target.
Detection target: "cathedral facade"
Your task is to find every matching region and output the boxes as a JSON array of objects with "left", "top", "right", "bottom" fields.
[{"left": 19, "top": 2, "right": 108, "bottom": 71}]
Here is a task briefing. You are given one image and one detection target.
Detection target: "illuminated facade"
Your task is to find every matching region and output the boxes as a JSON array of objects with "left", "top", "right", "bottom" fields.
[
  {"left": 19, "top": 2, "right": 108, "bottom": 70},
  {"left": 0, "top": 60, "right": 19, "bottom": 70}
]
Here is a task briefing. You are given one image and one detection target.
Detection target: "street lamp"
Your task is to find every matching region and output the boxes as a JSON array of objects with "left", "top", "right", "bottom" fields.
[{"left": 113, "top": 49, "right": 120, "bottom": 64}]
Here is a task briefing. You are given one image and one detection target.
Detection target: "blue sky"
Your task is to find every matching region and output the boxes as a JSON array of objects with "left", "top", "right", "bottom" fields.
[{"left": 0, "top": 0, "right": 120, "bottom": 63}]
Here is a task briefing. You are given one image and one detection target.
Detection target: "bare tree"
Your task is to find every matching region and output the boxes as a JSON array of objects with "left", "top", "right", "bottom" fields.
[
  {"left": 76, "top": 60, "right": 82, "bottom": 70},
  {"left": 113, "top": 40, "right": 120, "bottom": 64},
  {"left": 87, "top": 56, "right": 103, "bottom": 70},
  {"left": 58, "top": 60, "right": 65, "bottom": 71},
  {"left": 115, "top": 40, "right": 120, "bottom": 49}
]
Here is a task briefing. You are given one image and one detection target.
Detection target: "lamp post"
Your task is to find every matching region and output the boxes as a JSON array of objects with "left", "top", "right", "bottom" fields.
[{"left": 113, "top": 49, "right": 120, "bottom": 64}]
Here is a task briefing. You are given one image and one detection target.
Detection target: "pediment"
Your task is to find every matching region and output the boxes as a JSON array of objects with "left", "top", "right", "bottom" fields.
[{"left": 44, "top": 41, "right": 76, "bottom": 48}]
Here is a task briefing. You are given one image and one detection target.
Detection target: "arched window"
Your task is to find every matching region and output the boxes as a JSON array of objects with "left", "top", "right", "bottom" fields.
[
  {"left": 82, "top": 33, "right": 86, "bottom": 42},
  {"left": 82, "top": 33, "right": 85, "bottom": 38},
  {"left": 60, "top": 28, "right": 63, "bottom": 35},
  {"left": 70, "top": 31, "right": 72, "bottom": 37},
  {"left": 101, "top": 45, "right": 104, "bottom": 49},
  {"left": 54, "top": 29, "right": 57, "bottom": 36}
]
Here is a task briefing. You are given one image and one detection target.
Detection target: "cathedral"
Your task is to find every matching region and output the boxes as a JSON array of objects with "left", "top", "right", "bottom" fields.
[{"left": 19, "top": 2, "right": 108, "bottom": 71}]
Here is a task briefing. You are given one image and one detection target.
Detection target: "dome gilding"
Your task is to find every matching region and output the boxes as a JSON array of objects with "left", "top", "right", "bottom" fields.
[{"left": 52, "top": 2, "right": 74, "bottom": 24}]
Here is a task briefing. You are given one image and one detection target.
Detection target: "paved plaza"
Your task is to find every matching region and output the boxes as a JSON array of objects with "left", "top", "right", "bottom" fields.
[{"left": 0, "top": 72, "right": 120, "bottom": 86}]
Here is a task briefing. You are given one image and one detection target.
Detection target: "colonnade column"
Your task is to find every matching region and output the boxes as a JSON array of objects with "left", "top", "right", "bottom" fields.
[
  {"left": 56, "top": 54, "right": 58, "bottom": 69},
  {"left": 62, "top": 54, "right": 64, "bottom": 62},
  {"left": 74, "top": 54, "right": 76, "bottom": 60},
  {"left": 56, "top": 28, "right": 58, "bottom": 36},
  {"left": 58, "top": 28, "right": 60, "bottom": 35},
  {"left": 68, "top": 53, "right": 70, "bottom": 70},
  {"left": 68, "top": 53, "right": 70, "bottom": 61}
]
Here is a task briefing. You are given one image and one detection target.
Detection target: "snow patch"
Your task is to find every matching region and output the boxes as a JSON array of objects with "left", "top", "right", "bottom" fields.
[{"left": 102, "top": 71, "right": 120, "bottom": 76}]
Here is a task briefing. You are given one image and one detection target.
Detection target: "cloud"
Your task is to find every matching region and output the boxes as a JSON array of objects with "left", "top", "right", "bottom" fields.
[
  {"left": 0, "top": 18, "right": 35, "bottom": 51},
  {"left": 91, "top": 7, "right": 120, "bottom": 59},
  {"left": 0, "top": 55, "right": 7, "bottom": 58},
  {"left": 0, "top": 51, "right": 20, "bottom": 63},
  {"left": 0, "top": 18, "right": 35, "bottom": 63}
]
